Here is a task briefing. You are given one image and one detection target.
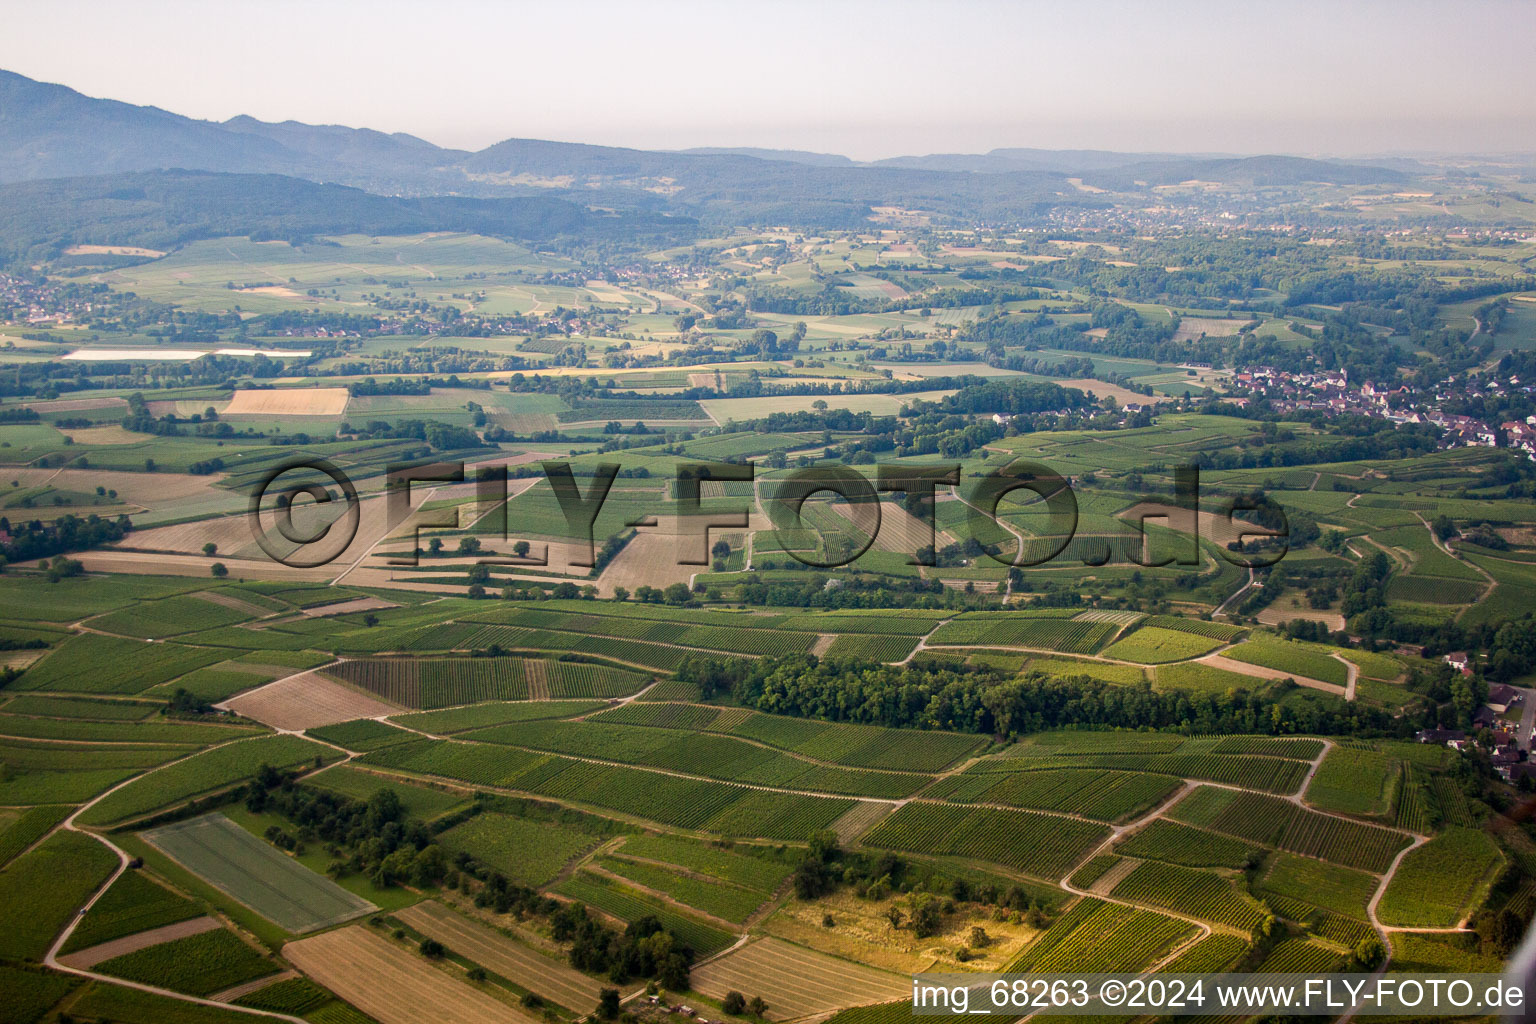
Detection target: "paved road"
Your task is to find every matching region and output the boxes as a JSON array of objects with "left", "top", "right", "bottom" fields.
[{"left": 1519, "top": 687, "right": 1536, "bottom": 751}]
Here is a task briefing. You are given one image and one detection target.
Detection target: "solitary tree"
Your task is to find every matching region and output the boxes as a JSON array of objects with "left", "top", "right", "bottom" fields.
[
  {"left": 202, "top": 542, "right": 218, "bottom": 557},
  {"left": 210, "top": 563, "right": 228, "bottom": 578}
]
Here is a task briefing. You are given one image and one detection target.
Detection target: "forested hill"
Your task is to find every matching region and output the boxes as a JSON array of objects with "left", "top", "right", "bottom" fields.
[
  {"left": 0, "top": 69, "right": 1417, "bottom": 230},
  {"left": 0, "top": 170, "right": 699, "bottom": 262}
]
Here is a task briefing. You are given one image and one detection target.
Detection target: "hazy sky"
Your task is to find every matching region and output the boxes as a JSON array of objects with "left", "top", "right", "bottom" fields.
[{"left": 5, "top": 0, "right": 1533, "bottom": 158}]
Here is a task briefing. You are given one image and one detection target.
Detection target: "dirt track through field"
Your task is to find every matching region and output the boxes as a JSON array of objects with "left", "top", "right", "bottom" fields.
[
  {"left": 1197, "top": 654, "right": 1345, "bottom": 695},
  {"left": 58, "top": 915, "right": 223, "bottom": 968}
]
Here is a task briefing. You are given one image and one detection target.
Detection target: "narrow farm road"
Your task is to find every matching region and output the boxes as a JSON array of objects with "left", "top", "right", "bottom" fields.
[
  {"left": 40, "top": 741, "right": 310, "bottom": 1024},
  {"left": 1212, "top": 567, "right": 1257, "bottom": 620}
]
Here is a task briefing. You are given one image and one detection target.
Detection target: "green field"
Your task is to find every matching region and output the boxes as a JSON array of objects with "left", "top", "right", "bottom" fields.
[
  {"left": 1305, "top": 746, "right": 1400, "bottom": 818},
  {"left": 61, "top": 868, "right": 204, "bottom": 953},
  {"left": 1378, "top": 828, "right": 1504, "bottom": 928},
  {"left": 1100, "top": 625, "right": 1227, "bottom": 664},
  {"left": 556, "top": 870, "right": 735, "bottom": 954},
  {"left": 0, "top": 829, "right": 120, "bottom": 960},
  {"left": 1257, "top": 853, "right": 1376, "bottom": 921},
  {"left": 140, "top": 813, "right": 376, "bottom": 933},
  {"left": 1223, "top": 639, "right": 1349, "bottom": 686},
  {"left": 96, "top": 927, "right": 277, "bottom": 997},
  {"left": 437, "top": 811, "right": 607, "bottom": 887},
  {"left": 302, "top": 765, "right": 469, "bottom": 821},
  {"left": 79, "top": 735, "right": 335, "bottom": 826},
  {"left": 1169, "top": 785, "right": 1411, "bottom": 872}
]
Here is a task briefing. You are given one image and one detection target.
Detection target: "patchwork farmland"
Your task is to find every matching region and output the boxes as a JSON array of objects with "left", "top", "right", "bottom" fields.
[{"left": 4, "top": 194, "right": 1536, "bottom": 1021}]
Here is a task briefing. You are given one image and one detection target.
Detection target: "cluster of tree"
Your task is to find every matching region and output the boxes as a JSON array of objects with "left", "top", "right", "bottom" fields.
[
  {"left": 344, "top": 418, "right": 485, "bottom": 451},
  {"left": 247, "top": 773, "right": 451, "bottom": 888},
  {"left": 553, "top": 904, "right": 694, "bottom": 988},
  {"left": 920, "top": 378, "right": 1090, "bottom": 418},
  {"left": 676, "top": 654, "right": 1399, "bottom": 738},
  {"left": 0, "top": 513, "right": 129, "bottom": 565},
  {"left": 730, "top": 573, "right": 987, "bottom": 610},
  {"left": 347, "top": 377, "right": 433, "bottom": 397},
  {"left": 745, "top": 283, "right": 1042, "bottom": 318}
]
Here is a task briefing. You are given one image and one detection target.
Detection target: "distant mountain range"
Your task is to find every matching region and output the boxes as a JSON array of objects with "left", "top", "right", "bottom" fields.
[{"left": 0, "top": 68, "right": 1422, "bottom": 235}]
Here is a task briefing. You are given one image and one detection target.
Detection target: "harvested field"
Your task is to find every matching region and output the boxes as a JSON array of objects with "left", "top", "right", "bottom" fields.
[
  {"left": 689, "top": 937, "right": 908, "bottom": 1020},
  {"left": 46, "top": 467, "right": 221, "bottom": 504},
  {"left": 121, "top": 492, "right": 396, "bottom": 578},
  {"left": 219, "top": 671, "right": 398, "bottom": 731},
  {"left": 66, "top": 244, "right": 166, "bottom": 257},
  {"left": 283, "top": 925, "right": 537, "bottom": 1024},
  {"left": 59, "top": 916, "right": 223, "bottom": 969},
  {"left": 20, "top": 396, "right": 130, "bottom": 414},
  {"left": 1172, "top": 317, "right": 1255, "bottom": 342},
  {"left": 595, "top": 519, "right": 713, "bottom": 597},
  {"left": 1257, "top": 605, "right": 1345, "bottom": 631},
  {"left": 395, "top": 901, "right": 602, "bottom": 1012},
  {"left": 143, "top": 813, "right": 376, "bottom": 933},
  {"left": 835, "top": 501, "right": 954, "bottom": 553},
  {"left": 1055, "top": 379, "right": 1155, "bottom": 407},
  {"left": 59, "top": 425, "right": 155, "bottom": 445},
  {"left": 223, "top": 388, "right": 350, "bottom": 416}
]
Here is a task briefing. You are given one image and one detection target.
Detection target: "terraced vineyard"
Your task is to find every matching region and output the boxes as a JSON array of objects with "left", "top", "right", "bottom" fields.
[
  {"left": 6, "top": 159, "right": 1536, "bottom": 1022},
  {"left": 1029, "top": 751, "right": 1309, "bottom": 793},
  {"left": 1110, "top": 860, "right": 1268, "bottom": 931},
  {"left": 361, "top": 740, "right": 858, "bottom": 838},
  {"left": 822, "top": 633, "right": 920, "bottom": 662},
  {"left": 78, "top": 735, "right": 335, "bottom": 826},
  {"left": 1007, "top": 898, "right": 1195, "bottom": 973},
  {"left": 928, "top": 615, "right": 1117, "bottom": 653},
  {"left": 1378, "top": 827, "right": 1505, "bottom": 928},
  {"left": 1169, "top": 786, "right": 1411, "bottom": 872},
  {"left": 1115, "top": 819, "right": 1256, "bottom": 868},
  {"left": 1140, "top": 616, "right": 1247, "bottom": 641},
  {"left": 724, "top": 713, "right": 985, "bottom": 772},
  {"left": 325, "top": 657, "right": 645, "bottom": 708},
  {"left": 1305, "top": 745, "right": 1400, "bottom": 818},
  {"left": 862, "top": 802, "right": 1109, "bottom": 878},
  {"left": 465, "top": 719, "right": 929, "bottom": 798},
  {"left": 929, "top": 766, "right": 1181, "bottom": 822}
]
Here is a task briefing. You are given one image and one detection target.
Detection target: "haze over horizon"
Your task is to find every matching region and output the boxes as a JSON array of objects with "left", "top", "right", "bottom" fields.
[{"left": 4, "top": 0, "right": 1533, "bottom": 161}]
